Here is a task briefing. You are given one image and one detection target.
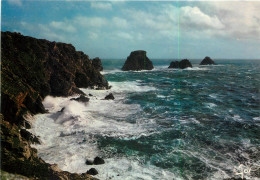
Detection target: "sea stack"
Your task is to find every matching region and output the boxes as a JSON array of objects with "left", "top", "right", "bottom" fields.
[
  {"left": 168, "top": 59, "right": 192, "bottom": 69},
  {"left": 200, "top": 56, "right": 216, "bottom": 65},
  {"left": 122, "top": 50, "right": 154, "bottom": 71}
]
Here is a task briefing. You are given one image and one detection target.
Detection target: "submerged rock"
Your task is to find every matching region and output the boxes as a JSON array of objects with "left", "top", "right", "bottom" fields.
[
  {"left": 104, "top": 93, "right": 115, "bottom": 100},
  {"left": 168, "top": 59, "right": 192, "bottom": 69},
  {"left": 86, "top": 168, "right": 98, "bottom": 175},
  {"left": 200, "top": 56, "right": 216, "bottom": 65},
  {"left": 70, "top": 95, "right": 90, "bottom": 103},
  {"left": 93, "top": 157, "right": 105, "bottom": 165},
  {"left": 122, "top": 50, "right": 154, "bottom": 71},
  {"left": 92, "top": 57, "right": 103, "bottom": 71}
]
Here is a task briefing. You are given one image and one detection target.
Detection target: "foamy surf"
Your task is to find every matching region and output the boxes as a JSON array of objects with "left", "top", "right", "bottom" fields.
[
  {"left": 29, "top": 60, "right": 260, "bottom": 180},
  {"left": 30, "top": 80, "right": 161, "bottom": 177}
]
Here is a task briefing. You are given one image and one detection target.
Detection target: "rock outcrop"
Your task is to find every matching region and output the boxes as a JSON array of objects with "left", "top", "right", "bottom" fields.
[
  {"left": 168, "top": 59, "right": 192, "bottom": 69},
  {"left": 92, "top": 57, "right": 103, "bottom": 71},
  {"left": 87, "top": 168, "right": 98, "bottom": 175},
  {"left": 70, "top": 95, "right": 90, "bottom": 103},
  {"left": 122, "top": 50, "right": 154, "bottom": 71},
  {"left": 1, "top": 31, "right": 104, "bottom": 179},
  {"left": 200, "top": 56, "right": 216, "bottom": 65},
  {"left": 104, "top": 93, "right": 115, "bottom": 100},
  {"left": 168, "top": 61, "right": 179, "bottom": 68}
]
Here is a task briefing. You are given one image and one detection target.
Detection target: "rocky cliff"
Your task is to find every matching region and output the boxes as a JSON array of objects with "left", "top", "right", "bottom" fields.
[
  {"left": 122, "top": 50, "right": 154, "bottom": 71},
  {"left": 1, "top": 31, "right": 107, "bottom": 179}
]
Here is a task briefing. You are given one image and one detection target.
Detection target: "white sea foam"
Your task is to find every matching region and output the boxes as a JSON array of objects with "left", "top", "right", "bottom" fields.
[
  {"left": 157, "top": 95, "right": 166, "bottom": 98},
  {"left": 205, "top": 103, "right": 217, "bottom": 109},
  {"left": 109, "top": 81, "right": 156, "bottom": 93},
  {"left": 30, "top": 80, "right": 160, "bottom": 176},
  {"left": 209, "top": 94, "right": 218, "bottom": 99},
  {"left": 253, "top": 117, "right": 260, "bottom": 121},
  {"left": 93, "top": 157, "right": 178, "bottom": 180},
  {"left": 184, "top": 67, "right": 209, "bottom": 71},
  {"left": 101, "top": 69, "right": 123, "bottom": 75},
  {"left": 232, "top": 114, "right": 243, "bottom": 122}
]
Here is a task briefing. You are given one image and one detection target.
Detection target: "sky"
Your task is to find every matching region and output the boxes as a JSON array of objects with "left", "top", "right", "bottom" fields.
[{"left": 1, "top": 0, "right": 260, "bottom": 59}]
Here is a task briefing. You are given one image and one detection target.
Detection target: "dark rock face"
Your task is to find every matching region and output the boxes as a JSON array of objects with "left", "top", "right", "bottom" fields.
[
  {"left": 70, "top": 95, "right": 90, "bottom": 103},
  {"left": 168, "top": 59, "right": 192, "bottom": 69},
  {"left": 87, "top": 168, "right": 98, "bottom": 175},
  {"left": 179, "top": 59, "right": 192, "bottom": 69},
  {"left": 200, "top": 56, "right": 216, "bottom": 65},
  {"left": 93, "top": 157, "right": 105, "bottom": 165},
  {"left": 104, "top": 93, "right": 115, "bottom": 100},
  {"left": 122, "top": 50, "right": 154, "bottom": 71},
  {"left": 20, "top": 129, "right": 40, "bottom": 144},
  {"left": 92, "top": 57, "right": 103, "bottom": 71},
  {"left": 85, "top": 159, "right": 94, "bottom": 165},
  {"left": 1, "top": 31, "right": 100, "bottom": 180},
  {"left": 168, "top": 61, "right": 179, "bottom": 68}
]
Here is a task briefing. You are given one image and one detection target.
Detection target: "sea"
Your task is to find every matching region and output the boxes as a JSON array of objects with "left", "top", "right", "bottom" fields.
[{"left": 30, "top": 59, "right": 260, "bottom": 180}]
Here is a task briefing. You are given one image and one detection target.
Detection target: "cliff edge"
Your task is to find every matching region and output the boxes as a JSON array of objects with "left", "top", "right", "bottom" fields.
[{"left": 1, "top": 31, "right": 107, "bottom": 179}]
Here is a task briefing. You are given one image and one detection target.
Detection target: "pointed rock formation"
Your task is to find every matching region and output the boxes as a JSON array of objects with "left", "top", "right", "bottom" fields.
[{"left": 200, "top": 56, "right": 216, "bottom": 65}]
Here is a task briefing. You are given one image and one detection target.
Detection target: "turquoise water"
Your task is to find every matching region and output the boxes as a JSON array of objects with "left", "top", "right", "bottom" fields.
[
  {"left": 32, "top": 59, "right": 260, "bottom": 179},
  {"left": 100, "top": 59, "right": 260, "bottom": 179}
]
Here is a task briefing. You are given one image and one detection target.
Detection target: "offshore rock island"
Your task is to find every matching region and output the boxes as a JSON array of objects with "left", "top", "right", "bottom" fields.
[
  {"left": 122, "top": 50, "right": 154, "bottom": 71},
  {"left": 200, "top": 56, "right": 216, "bottom": 65},
  {"left": 1, "top": 31, "right": 108, "bottom": 179},
  {"left": 168, "top": 59, "right": 193, "bottom": 69}
]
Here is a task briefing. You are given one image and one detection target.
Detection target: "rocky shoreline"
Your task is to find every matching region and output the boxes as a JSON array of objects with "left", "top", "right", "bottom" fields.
[{"left": 1, "top": 31, "right": 108, "bottom": 179}]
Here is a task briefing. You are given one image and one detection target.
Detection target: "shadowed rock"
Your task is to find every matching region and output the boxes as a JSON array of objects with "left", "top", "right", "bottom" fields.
[
  {"left": 92, "top": 57, "right": 103, "bottom": 71},
  {"left": 200, "top": 56, "right": 216, "bottom": 65},
  {"left": 104, "top": 93, "right": 115, "bottom": 100},
  {"left": 122, "top": 50, "right": 154, "bottom": 71},
  {"left": 168, "top": 61, "right": 179, "bottom": 68},
  {"left": 168, "top": 59, "right": 192, "bottom": 69},
  {"left": 70, "top": 95, "right": 89, "bottom": 103},
  {"left": 93, "top": 157, "right": 105, "bottom": 165},
  {"left": 87, "top": 168, "right": 98, "bottom": 175},
  {"left": 20, "top": 129, "right": 40, "bottom": 144},
  {"left": 85, "top": 159, "right": 94, "bottom": 165}
]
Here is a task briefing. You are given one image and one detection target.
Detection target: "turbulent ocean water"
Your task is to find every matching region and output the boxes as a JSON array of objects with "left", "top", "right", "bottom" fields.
[{"left": 30, "top": 59, "right": 260, "bottom": 180}]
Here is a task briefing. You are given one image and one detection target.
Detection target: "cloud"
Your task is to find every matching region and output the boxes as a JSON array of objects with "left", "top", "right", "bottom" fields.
[
  {"left": 38, "top": 24, "right": 65, "bottom": 41},
  {"left": 20, "top": 22, "right": 65, "bottom": 42},
  {"left": 205, "top": 2, "right": 260, "bottom": 40},
  {"left": 90, "top": 2, "right": 112, "bottom": 10},
  {"left": 180, "top": 6, "right": 224, "bottom": 30},
  {"left": 116, "top": 32, "right": 133, "bottom": 40},
  {"left": 50, "top": 21, "right": 77, "bottom": 33},
  {"left": 74, "top": 16, "right": 108, "bottom": 27},
  {"left": 7, "top": 0, "right": 22, "bottom": 6},
  {"left": 88, "top": 32, "right": 98, "bottom": 39},
  {"left": 112, "top": 17, "right": 128, "bottom": 29}
]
